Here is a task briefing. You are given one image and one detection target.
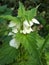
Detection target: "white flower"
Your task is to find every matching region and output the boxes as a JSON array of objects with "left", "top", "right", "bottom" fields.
[
  {"left": 24, "top": 27, "right": 33, "bottom": 33},
  {"left": 23, "top": 20, "right": 30, "bottom": 27},
  {"left": 21, "top": 20, "right": 34, "bottom": 34},
  {"left": 20, "top": 20, "right": 34, "bottom": 34},
  {"left": 8, "top": 21, "right": 18, "bottom": 33},
  {"left": 22, "top": 30, "right": 27, "bottom": 34},
  {"left": 9, "top": 38, "right": 20, "bottom": 49},
  {"left": 12, "top": 28, "right": 18, "bottom": 33},
  {"left": 20, "top": 27, "right": 33, "bottom": 34},
  {"left": 23, "top": 20, "right": 30, "bottom": 30},
  {"left": 8, "top": 32, "right": 14, "bottom": 36},
  {"left": 8, "top": 19, "right": 39, "bottom": 35},
  {"left": 25, "top": 27, "right": 33, "bottom": 33},
  {"left": 8, "top": 21, "right": 16, "bottom": 27},
  {"left": 32, "top": 18, "right": 40, "bottom": 24}
]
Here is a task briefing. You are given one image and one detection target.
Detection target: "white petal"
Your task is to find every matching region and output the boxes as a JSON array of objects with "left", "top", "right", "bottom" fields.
[
  {"left": 12, "top": 28, "right": 18, "bottom": 33},
  {"left": 26, "top": 28, "right": 33, "bottom": 33},
  {"left": 20, "top": 27, "right": 33, "bottom": 34},
  {"left": 8, "top": 32, "right": 14, "bottom": 36},
  {"left": 8, "top": 21, "right": 16, "bottom": 27},
  {"left": 29, "top": 21, "right": 34, "bottom": 26},
  {"left": 23, "top": 20, "right": 30, "bottom": 27},
  {"left": 23, "top": 27, "right": 33, "bottom": 34},
  {"left": 22, "top": 30, "right": 27, "bottom": 34},
  {"left": 9, "top": 38, "right": 20, "bottom": 49},
  {"left": 32, "top": 18, "right": 40, "bottom": 24}
]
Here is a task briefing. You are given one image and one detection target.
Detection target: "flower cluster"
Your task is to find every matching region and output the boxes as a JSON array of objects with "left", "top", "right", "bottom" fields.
[
  {"left": 20, "top": 18, "right": 40, "bottom": 34},
  {"left": 8, "top": 18, "right": 40, "bottom": 49}
]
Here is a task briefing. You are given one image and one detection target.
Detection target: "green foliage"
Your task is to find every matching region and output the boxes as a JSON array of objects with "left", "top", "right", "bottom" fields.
[
  {"left": 0, "top": 2, "right": 37, "bottom": 22},
  {"left": 18, "top": 2, "right": 37, "bottom": 20},
  {"left": 26, "top": 8, "right": 37, "bottom": 20},
  {"left": 37, "top": 15, "right": 46, "bottom": 26},
  {"left": 0, "top": 15, "right": 18, "bottom": 22},
  {"left": 0, "top": 5, "right": 7, "bottom": 13},
  {"left": 40, "top": 34, "right": 49, "bottom": 53},
  {"left": 0, "top": 1, "right": 49, "bottom": 65},
  {"left": 46, "top": 52, "right": 49, "bottom": 65},
  {"left": 18, "top": 2, "right": 26, "bottom": 18},
  {"left": 0, "top": 5, "right": 12, "bottom": 15},
  {"left": 15, "top": 32, "right": 43, "bottom": 65},
  {"left": 0, "top": 36, "right": 19, "bottom": 65}
]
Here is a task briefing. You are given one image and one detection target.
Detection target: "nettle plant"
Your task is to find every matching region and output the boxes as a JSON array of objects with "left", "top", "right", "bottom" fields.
[{"left": 0, "top": 2, "right": 49, "bottom": 65}]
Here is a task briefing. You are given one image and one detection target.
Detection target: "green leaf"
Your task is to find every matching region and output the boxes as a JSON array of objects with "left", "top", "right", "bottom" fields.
[
  {"left": 16, "top": 33, "right": 43, "bottom": 65},
  {"left": 28, "top": 32, "right": 45, "bottom": 49},
  {"left": 0, "top": 5, "right": 7, "bottom": 13},
  {"left": 40, "top": 34, "right": 49, "bottom": 53},
  {"left": 46, "top": 52, "right": 49, "bottom": 65},
  {"left": 18, "top": 2, "right": 37, "bottom": 21},
  {"left": 4, "top": 8, "right": 12, "bottom": 15},
  {"left": 37, "top": 15, "right": 46, "bottom": 26},
  {"left": 0, "top": 15, "right": 16, "bottom": 21},
  {"left": 26, "top": 8, "right": 37, "bottom": 20},
  {"left": 18, "top": 2, "right": 25, "bottom": 18},
  {"left": 0, "top": 15, "right": 21, "bottom": 23}
]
